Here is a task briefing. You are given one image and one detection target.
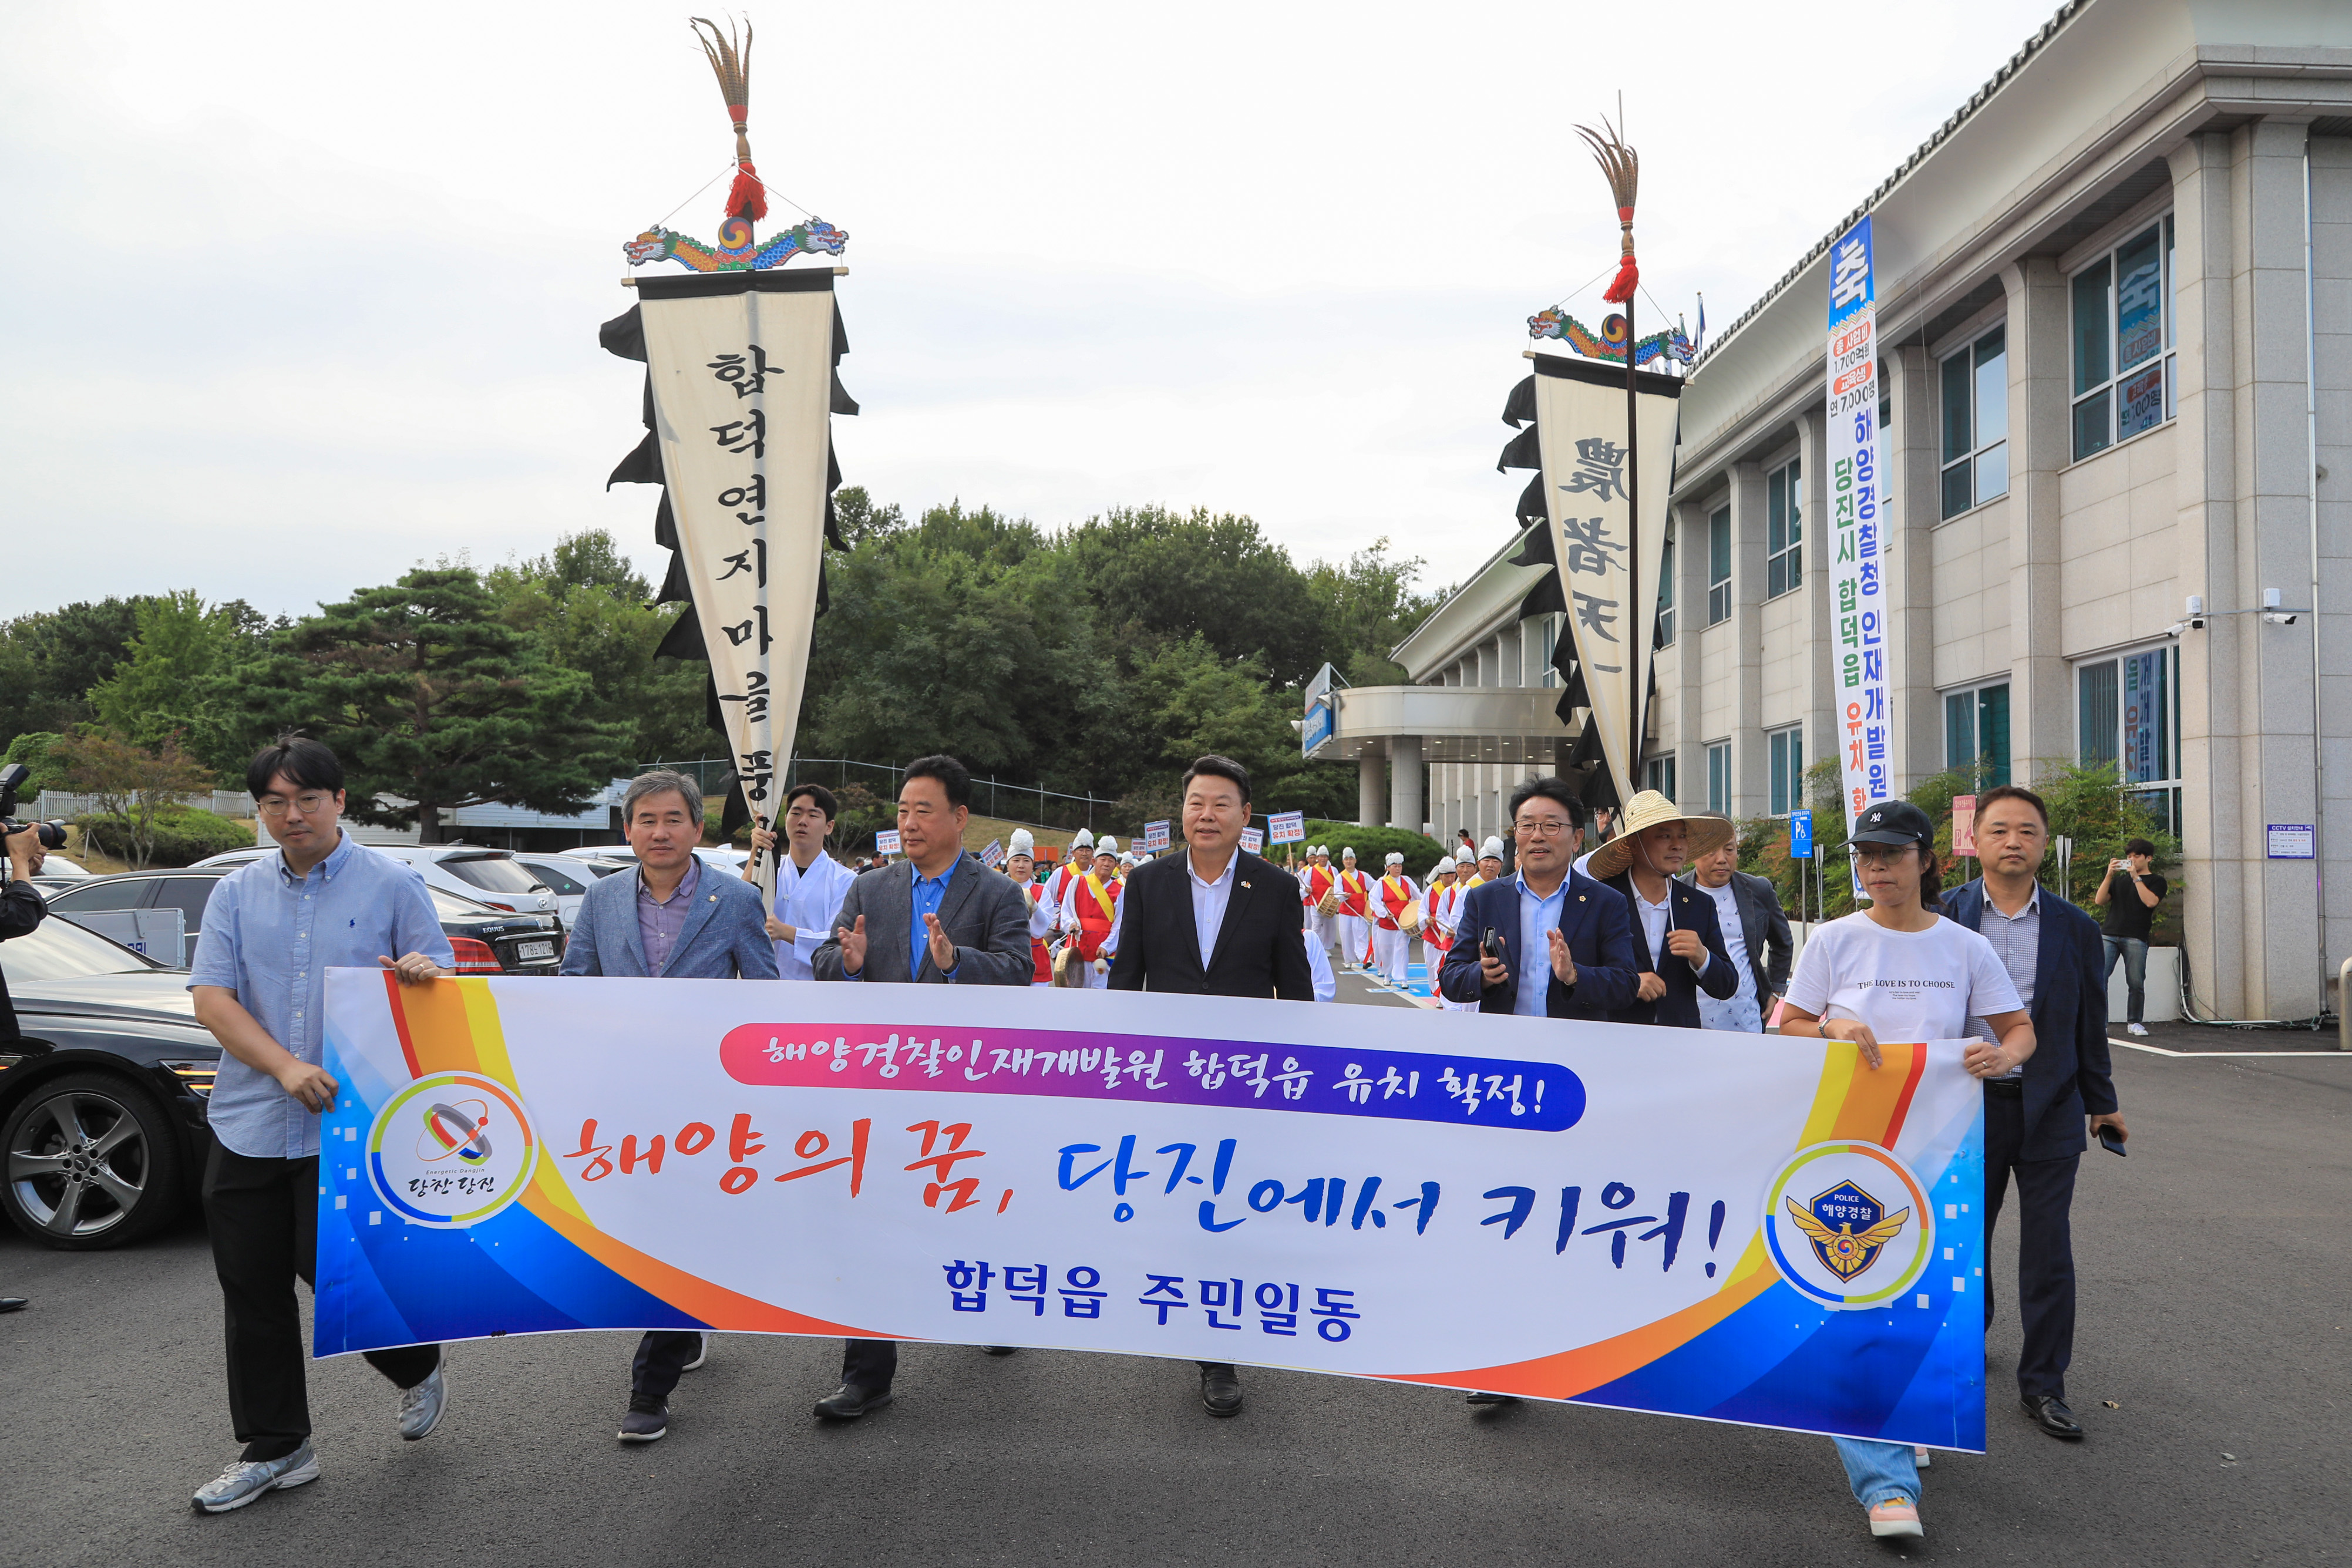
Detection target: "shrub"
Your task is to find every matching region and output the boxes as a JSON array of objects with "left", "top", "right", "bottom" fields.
[
  {"left": 1281, "top": 820, "right": 1448, "bottom": 877},
  {"left": 76, "top": 805, "right": 253, "bottom": 868}
]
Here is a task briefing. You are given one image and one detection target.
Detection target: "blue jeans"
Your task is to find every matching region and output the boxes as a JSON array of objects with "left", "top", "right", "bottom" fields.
[
  {"left": 2103, "top": 936, "right": 2149, "bottom": 1024},
  {"left": 1832, "top": 1437, "right": 1922, "bottom": 1509}
]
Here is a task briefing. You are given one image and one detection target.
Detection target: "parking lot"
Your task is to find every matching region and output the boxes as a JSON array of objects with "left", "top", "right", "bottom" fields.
[{"left": 2, "top": 1006, "right": 2343, "bottom": 1567}]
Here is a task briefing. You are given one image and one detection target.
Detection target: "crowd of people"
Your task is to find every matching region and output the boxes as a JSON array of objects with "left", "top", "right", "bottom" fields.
[{"left": 163, "top": 734, "right": 2128, "bottom": 1544}]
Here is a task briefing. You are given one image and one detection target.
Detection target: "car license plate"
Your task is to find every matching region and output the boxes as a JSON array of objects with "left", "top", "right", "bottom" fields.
[{"left": 517, "top": 940, "right": 555, "bottom": 961}]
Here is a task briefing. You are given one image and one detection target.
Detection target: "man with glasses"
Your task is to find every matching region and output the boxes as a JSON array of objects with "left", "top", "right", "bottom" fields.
[
  {"left": 186, "top": 735, "right": 456, "bottom": 1513},
  {"left": 1438, "top": 777, "right": 1638, "bottom": 1025}
]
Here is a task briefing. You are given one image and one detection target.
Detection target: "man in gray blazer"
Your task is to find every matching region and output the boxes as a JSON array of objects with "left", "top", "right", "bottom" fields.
[
  {"left": 558, "top": 770, "right": 776, "bottom": 1444},
  {"left": 1684, "top": 825, "right": 1794, "bottom": 1031},
  {"left": 810, "top": 754, "right": 1032, "bottom": 1419}
]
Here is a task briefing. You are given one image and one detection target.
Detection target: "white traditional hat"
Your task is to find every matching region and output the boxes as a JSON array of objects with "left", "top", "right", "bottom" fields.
[
  {"left": 1098, "top": 835, "right": 1118, "bottom": 854},
  {"left": 1479, "top": 836, "right": 1505, "bottom": 860},
  {"left": 1008, "top": 828, "right": 1035, "bottom": 858},
  {"left": 1454, "top": 846, "right": 1475, "bottom": 864},
  {"left": 1385, "top": 851, "right": 1405, "bottom": 866},
  {"left": 1071, "top": 828, "right": 1095, "bottom": 849},
  {"left": 1119, "top": 852, "right": 1138, "bottom": 867},
  {"left": 1340, "top": 845, "right": 1358, "bottom": 860},
  {"left": 1583, "top": 791, "right": 1735, "bottom": 880},
  {"left": 1429, "top": 860, "right": 1451, "bottom": 880}
]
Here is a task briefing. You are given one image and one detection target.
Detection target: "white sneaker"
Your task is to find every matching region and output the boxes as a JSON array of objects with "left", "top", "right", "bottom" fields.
[
  {"left": 398, "top": 1364, "right": 448, "bottom": 1441},
  {"left": 193, "top": 1443, "right": 320, "bottom": 1513},
  {"left": 682, "top": 1333, "right": 711, "bottom": 1371},
  {"left": 2126, "top": 1022, "right": 2149, "bottom": 1037},
  {"left": 1914, "top": 1445, "right": 1932, "bottom": 1468}
]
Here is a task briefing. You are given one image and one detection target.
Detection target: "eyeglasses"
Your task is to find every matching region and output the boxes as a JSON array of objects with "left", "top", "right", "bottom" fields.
[
  {"left": 1513, "top": 818, "right": 1575, "bottom": 838},
  {"left": 257, "top": 793, "right": 334, "bottom": 819}
]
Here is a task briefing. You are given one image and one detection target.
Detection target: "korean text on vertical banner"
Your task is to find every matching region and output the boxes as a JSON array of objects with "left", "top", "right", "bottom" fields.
[{"left": 1826, "top": 217, "right": 1889, "bottom": 828}]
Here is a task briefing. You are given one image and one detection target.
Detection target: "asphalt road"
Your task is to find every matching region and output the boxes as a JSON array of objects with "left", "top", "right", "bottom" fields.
[{"left": 2, "top": 994, "right": 2344, "bottom": 1567}]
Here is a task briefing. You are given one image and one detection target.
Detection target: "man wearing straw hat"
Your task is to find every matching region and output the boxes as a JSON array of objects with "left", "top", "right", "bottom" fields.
[{"left": 1584, "top": 790, "right": 1739, "bottom": 1028}]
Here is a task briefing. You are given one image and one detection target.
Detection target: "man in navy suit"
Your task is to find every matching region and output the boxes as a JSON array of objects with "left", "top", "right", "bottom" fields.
[
  {"left": 1438, "top": 778, "right": 1638, "bottom": 1021},
  {"left": 1583, "top": 790, "right": 1738, "bottom": 1028},
  {"left": 558, "top": 769, "right": 776, "bottom": 1445},
  {"left": 1942, "top": 782, "right": 2125, "bottom": 1442}
]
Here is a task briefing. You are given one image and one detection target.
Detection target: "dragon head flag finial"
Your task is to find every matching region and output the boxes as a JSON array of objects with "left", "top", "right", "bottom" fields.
[{"left": 1574, "top": 116, "right": 1640, "bottom": 306}]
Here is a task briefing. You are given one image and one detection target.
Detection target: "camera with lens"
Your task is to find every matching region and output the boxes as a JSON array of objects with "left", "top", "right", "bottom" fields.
[{"left": 0, "top": 762, "right": 70, "bottom": 851}]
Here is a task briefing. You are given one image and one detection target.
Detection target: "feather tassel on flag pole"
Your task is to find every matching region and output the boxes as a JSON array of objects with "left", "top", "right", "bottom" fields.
[
  {"left": 1577, "top": 118, "right": 1640, "bottom": 305},
  {"left": 692, "top": 15, "right": 766, "bottom": 224}
]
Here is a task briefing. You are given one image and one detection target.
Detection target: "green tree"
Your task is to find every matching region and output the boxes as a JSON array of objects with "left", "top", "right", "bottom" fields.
[
  {"left": 219, "top": 567, "right": 632, "bottom": 841},
  {"left": 51, "top": 727, "right": 216, "bottom": 870},
  {"left": 1, "top": 731, "right": 66, "bottom": 794},
  {"left": 86, "top": 590, "right": 257, "bottom": 746},
  {"left": 1059, "top": 506, "right": 1325, "bottom": 684},
  {"left": 1304, "top": 539, "right": 1443, "bottom": 687},
  {"left": 0, "top": 597, "right": 156, "bottom": 746}
]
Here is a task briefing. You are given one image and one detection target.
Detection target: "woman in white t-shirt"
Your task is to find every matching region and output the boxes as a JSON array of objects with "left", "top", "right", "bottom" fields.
[{"left": 1778, "top": 800, "right": 2035, "bottom": 1544}]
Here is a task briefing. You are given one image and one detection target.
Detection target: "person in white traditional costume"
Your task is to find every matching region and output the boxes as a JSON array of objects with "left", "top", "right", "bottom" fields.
[
  {"left": 1334, "top": 846, "right": 1372, "bottom": 970},
  {"left": 1300, "top": 844, "right": 1338, "bottom": 954},
  {"left": 745, "top": 783, "right": 858, "bottom": 982},
  {"left": 1436, "top": 845, "right": 1486, "bottom": 1010},
  {"left": 1038, "top": 827, "right": 1093, "bottom": 936},
  {"left": 1004, "top": 829, "right": 1058, "bottom": 987},
  {"left": 1367, "top": 851, "right": 1420, "bottom": 987},
  {"left": 1420, "top": 858, "right": 1458, "bottom": 977},
  {"left": 1056, "top": 835, "right": 1122, "bottom": 987}
]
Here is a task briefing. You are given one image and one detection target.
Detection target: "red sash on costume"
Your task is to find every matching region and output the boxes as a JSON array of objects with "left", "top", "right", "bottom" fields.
[
  {"left": 1338, "top": 870, "right": 1370, "bottom": 918},
  {"left": 1021, "top": 883, "right": 1051, "bottom": 983},
  {"left": 1073, "top": 873, "right": 1119, "bottom": 963},
  {"left": 1375, "top": 876, "right": 1411, "bottom": 932}
]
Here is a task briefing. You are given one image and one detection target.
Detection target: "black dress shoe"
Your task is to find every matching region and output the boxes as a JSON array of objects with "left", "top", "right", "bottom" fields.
[
  {"left": 1199, "top": 1362, "right": 1244, "bottom": 1416},
  {"left": 813, "top": 1382, "right": 894, "bottom": 1421},
  {"left": 2022, "top": 1394, "right": 2084, "bottom": 1438},
  {"left": 1465, "top": 1391, "right": 1520, "bottom": 1407},
  {"left": 0, "top": 1297, "right": 25, "bottom": 1314},
  {"left": 981, "top": 1346, "right": 1018, "bottom": 1357}
]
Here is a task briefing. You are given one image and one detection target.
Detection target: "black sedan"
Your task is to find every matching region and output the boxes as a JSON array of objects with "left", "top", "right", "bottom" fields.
[
  {"left": 1, "top": 916, "right": 217, "bottom": 1250},
  {"left": 40, "top": 867, "right": 566, "bottom": 977}
]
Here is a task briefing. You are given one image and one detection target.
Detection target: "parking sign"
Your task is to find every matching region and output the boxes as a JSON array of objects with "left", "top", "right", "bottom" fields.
[{"left": 1789, "top": 810, "right": 1813, "bottom": 859}]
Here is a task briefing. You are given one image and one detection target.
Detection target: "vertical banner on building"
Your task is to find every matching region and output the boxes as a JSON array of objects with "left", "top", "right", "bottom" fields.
[
  {"left": 1826, "top": 219, "right": 1890, "bottom": 839},
  {"left": 1529, "top": 355, "right": 1684, "bottom": 805},
  {"left": 637, "top": 271, "right": 842, "bottom": 904}
]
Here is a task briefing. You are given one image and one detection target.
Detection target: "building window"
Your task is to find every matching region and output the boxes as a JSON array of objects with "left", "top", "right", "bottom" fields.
[
  {"left": 1766, "top": 457, "right": 1802, "bottom": 598},
  {"left": 1707, "top": 505, "right": 1731, "bottom": 625},
  {"left": 1768, "top": 725, "right": 1804, "bottom": 816},
  {"left": 1705, "top": 742, "right": 1731, "bottom": 813},
  {"left": 1656, "top": 524, "right": 1676, "bottom": 647},
  {"left": 2071, "top": 217, "right": 2175, "bottom": 461},
  {"left": 1643, "top": 756, "right": 1677, "bottom": 802},
  {"left": 2079, "top": 646, "right": 2181, "bottom": 835},
  {"left": 1878, "top": 358, "right": 1892, "bottom": 429},
  {"left": 1939, "top": 325, "right": 2008, "bottom": 520},
  {"left": 1943, "top": 682, "right": 2011, "bottom": 786},
  {"left": 1538, "top": 614, "right": 1560, "bottom": 688}
]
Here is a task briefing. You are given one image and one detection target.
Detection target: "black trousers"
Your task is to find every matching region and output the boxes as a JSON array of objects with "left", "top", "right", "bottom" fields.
[
  {"left": 203, "top": 1145, "right": 441, "bottom": 1462},
  {"left": 826, "top": 1340, "right": 1229, "bottom": 1391},
  {"left": 1981, "top": 1086, "right": 2081, "bottom": 1400}
]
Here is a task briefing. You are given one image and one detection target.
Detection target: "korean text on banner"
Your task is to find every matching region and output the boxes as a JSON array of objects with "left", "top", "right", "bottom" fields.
[
  {"left": 1826, "top": 218, "right": 1890, "bottom": 830},
  {"left": 316, "top": 973, "right": 1987, "bottom": 1451},
  {"left": 874, "top": 829, "right": 901, "bottom": 856},
  {"left": 1142, "top": 821, "right": 1172, "bottom": 854},
  {"left": 635, "top": 273, "right": 839, "bottom": 906},
  {"left": 1530, "top": 357, "right": 1684, "bottom": 806},
  {"left": 1268, "top": 811, "right": 1306, "bottom": 846},
  {"left": 1240, "top": 828, "right": 1265, "bottom": 853}
]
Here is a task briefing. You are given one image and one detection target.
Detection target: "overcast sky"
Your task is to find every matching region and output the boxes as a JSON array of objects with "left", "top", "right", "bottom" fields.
[{"left": 1, "top": 0, "right": 2061, "bottom": 623}]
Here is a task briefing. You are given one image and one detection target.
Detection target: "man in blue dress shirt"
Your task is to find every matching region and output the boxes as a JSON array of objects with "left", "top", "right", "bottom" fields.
[{"left": 187, "top": 736, "right": 456, "bottom": 1514}]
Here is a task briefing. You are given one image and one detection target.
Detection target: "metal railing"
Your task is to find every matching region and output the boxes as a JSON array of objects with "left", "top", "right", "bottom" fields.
[{"left": 635, "top": 758, "right": 1117, "bottom": 833}]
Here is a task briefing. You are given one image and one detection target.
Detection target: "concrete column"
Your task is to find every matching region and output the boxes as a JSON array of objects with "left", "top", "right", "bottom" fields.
[
  {"left": 1730, "top": 458, "right": 1769, "bottom": 815},
  {"left": 1389, "top": 735, "right": 1424, "bottom": 830},
  {"left": 1998, "top": 255, "right": 2073, "bottom": 780},
  {"left": 2310, "top": 135, "right": 2352, "bottom": 1007},
  {"left": 1499, "top": 624, "right": 1524, "bottom": 688},
  {"left": 1799, "top": 406, "right": 1836, "bottom": 812},
  {"left": 1884, "top": 344, "right": 1941, "bottom": 793},
  {"left": 1674, "top": 496, "right": 1712, "bottom": 802},
  {"left": 1358, "top": 749, "right": 1385, "bottom": 827}
]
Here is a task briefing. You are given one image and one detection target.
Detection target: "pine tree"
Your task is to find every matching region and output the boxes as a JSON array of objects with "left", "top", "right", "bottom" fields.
[{"left": 223, "top": 567, "right": 633, "bottom": 841}]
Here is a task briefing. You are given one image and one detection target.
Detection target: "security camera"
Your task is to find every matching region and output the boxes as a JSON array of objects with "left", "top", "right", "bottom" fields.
[{"left": 2185, "top": 594, "right": 2206, "bottom": 631}]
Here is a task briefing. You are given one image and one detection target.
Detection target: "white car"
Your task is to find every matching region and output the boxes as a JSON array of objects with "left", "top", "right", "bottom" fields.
[
  {"left": 508, "top": 852, "right": 606, "bottom": 927},
  {"left": 32, "top": 854, "right": 90, "bottom": 879},
  {"left": 193, "top": 843, "right": 564, "bottom": 923},
  {"left": 570, "top": 844, "right": 751, "bottom": 882}
]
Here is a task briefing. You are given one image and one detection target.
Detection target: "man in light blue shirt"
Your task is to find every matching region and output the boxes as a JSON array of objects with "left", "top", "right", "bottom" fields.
[{"left": 187, "top": 736, "right": 455, "bottom": 1513}]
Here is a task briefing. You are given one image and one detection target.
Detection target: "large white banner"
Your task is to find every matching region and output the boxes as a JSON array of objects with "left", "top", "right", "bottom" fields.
[
  {"left": 1530, "top": 355, "right": 1683, "bottom": 805},
  {"left": 1826, "top": 219, "right": 1891, "bottom": 830},
  {"left": 316, "top": 974, "right": 1989, "bottom": 1448},
  {"left": 637, "top": 271, "right": 839, "bottom": 897}
]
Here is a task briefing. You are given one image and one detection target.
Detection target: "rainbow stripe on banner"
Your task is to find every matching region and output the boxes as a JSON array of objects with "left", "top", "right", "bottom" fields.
[{"left": 316, "top": 974, "right": 1985, "bottom": 1451}]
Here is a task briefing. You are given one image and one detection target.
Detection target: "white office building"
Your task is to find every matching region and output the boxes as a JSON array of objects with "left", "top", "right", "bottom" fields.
[{"left": 1324, "top": 0, "right": 2352, "bottom": 1019}]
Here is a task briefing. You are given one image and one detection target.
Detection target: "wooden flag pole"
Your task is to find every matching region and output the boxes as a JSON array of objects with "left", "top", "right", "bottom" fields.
[{"left": 1577, "top": 116, "right": 1642, "bottom": 804}]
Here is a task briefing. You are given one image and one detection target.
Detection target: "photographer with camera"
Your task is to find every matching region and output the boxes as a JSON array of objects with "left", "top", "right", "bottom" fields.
[
  {"left": 2092, "top": 837, "right": 2166, "bottom": 1037},
  {"left": 0, "top": 763, "right": 66, "bottom": 1314}
]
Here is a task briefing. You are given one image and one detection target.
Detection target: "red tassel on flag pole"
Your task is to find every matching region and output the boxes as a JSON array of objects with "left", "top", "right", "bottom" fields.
[{"left": 692, "top": 16, "right": 768, "bottom": 224}]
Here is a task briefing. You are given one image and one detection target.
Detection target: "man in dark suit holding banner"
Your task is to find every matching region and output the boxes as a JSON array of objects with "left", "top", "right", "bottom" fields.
[
  {"left": 809, "top": 753, "right": 1032, "bottom": 1420},
  {"left": 1106, "top": 754, "right": 1312, "bottom": 1415}
]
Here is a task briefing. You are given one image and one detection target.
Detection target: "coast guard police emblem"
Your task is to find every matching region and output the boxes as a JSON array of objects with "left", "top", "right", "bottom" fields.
[{"left": 1785, "top": 1180, "right": 1910, "bottom": 1283}]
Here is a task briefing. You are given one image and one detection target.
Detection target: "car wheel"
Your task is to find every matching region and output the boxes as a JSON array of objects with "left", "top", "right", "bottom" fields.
[{"left": 2, "top": 1072, "right": 186, "bottom": 1250}]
